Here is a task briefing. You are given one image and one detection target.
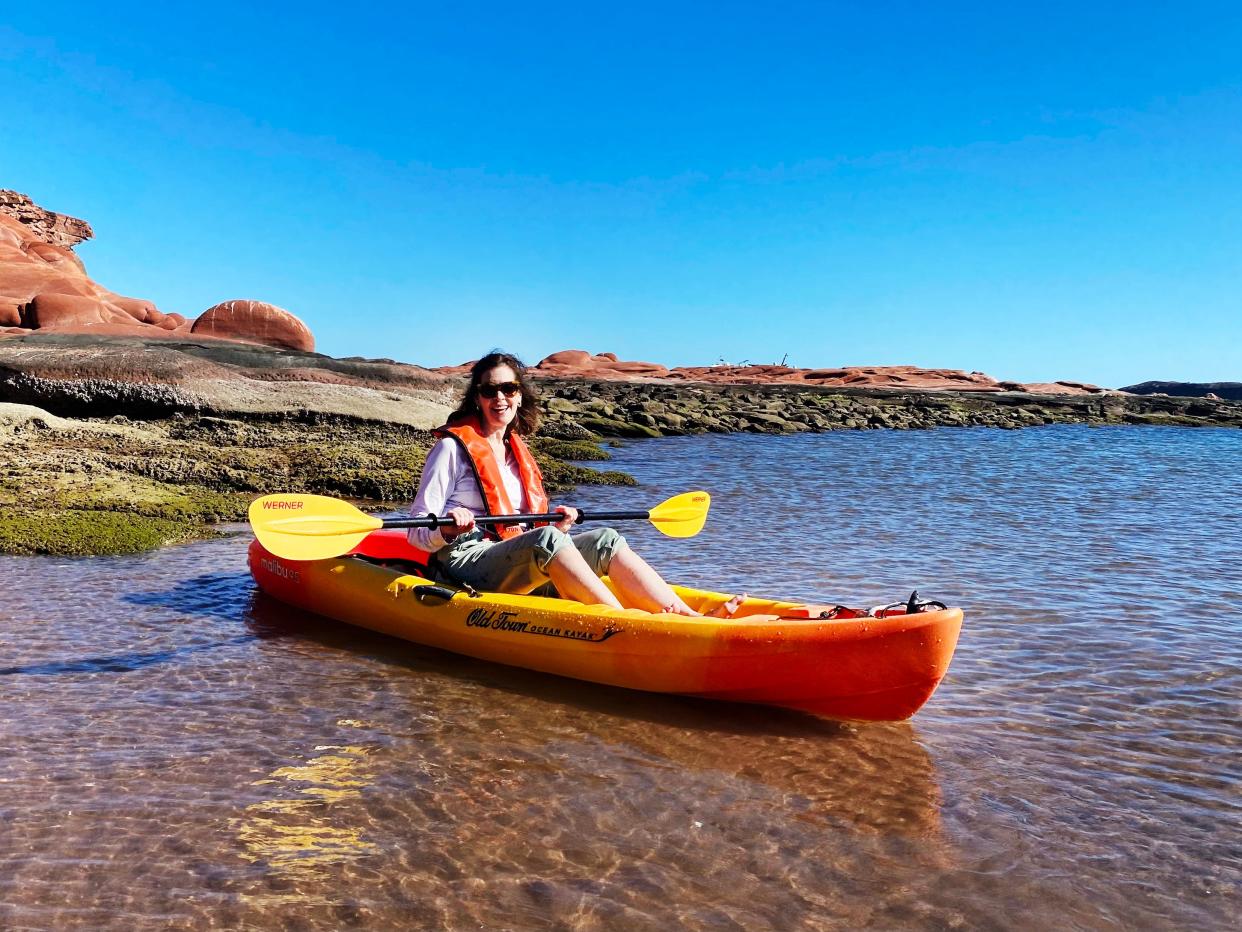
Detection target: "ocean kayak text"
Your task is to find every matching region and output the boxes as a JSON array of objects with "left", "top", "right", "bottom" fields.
[{"left": 465, "top": 608, "right": 621, "bottom": 643}]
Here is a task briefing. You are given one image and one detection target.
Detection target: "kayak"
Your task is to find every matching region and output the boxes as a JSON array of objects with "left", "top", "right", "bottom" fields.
[{"left": 247, "top": 530, "right": 963, "bottom": 721}]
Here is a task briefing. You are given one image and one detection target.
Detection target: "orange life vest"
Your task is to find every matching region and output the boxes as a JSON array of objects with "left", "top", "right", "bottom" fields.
[{"left": 435, "top": 417, "right": 549, "bottom": 541}]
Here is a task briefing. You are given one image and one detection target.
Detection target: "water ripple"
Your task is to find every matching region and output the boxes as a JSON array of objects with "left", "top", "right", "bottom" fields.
[{"left": 1, "top": 426, "right": 1238, "bottom": 929}]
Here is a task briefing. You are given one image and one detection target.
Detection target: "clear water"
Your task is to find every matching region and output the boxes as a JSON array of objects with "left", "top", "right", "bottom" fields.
[{"left": 1, "top": 425, "right": 1238, "bottom": 929}]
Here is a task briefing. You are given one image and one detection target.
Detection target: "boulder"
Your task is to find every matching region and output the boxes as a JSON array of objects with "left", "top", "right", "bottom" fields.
[
  {"left": 535, "top": 350, "right": 670, "bottom": 379},
  {"left": 540, "top": 349, "right": 593, "bottom": 369},
  {"left": 190, "top": 299, "right": 315, "bottom": 352}
]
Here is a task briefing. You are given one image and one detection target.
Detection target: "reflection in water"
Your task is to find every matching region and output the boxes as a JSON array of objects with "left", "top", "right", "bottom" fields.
[
  {"left": 236, "top": 726, "right": 379, "bottom": 903},
  {"left": 0, "top": 427, "right": 1238, "bottom": 929},
  {"left": 245, "top": 590, "right": 947, "bottom": 841}
]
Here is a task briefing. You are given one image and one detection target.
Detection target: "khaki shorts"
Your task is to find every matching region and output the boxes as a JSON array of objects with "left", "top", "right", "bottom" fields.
[{"left": 436, "top": 525, "right": 626, "bottom": 594}]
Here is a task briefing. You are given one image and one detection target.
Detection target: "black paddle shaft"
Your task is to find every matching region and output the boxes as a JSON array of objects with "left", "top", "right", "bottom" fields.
[{"left": 378, "top": 509, "right": 651, "bottom": 530}]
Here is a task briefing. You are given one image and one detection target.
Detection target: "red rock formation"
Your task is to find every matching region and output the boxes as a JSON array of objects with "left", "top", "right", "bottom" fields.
[
  {"left": 191, "top": 299, "right": 314, "bottom": 353},
  {"left": 670, "top": 363, "right": 1103, "bottom": 393},
  {"left": 667, "top": 363, "right": 1010, "bottom": 390},
  {"left": 27, "top": 293, "right": 132, "bottom": 329},
  {"left": 0, "top": 191, "right": 315, "bottom": 351},
  {"left": 535, "top": 350, "right": 670, "bottom": 379},
  {"left": 0, "top": 213, "right": 151, "bottom": 335},
  {"left": 0, "top": 190, "right": 93, "bottom": 249},
  {"left": 1019, "top": 381, "right": 1105, "bottom": 396},
  {"left": 441, "top": 351, "right": 1105, "bottom": 395}
]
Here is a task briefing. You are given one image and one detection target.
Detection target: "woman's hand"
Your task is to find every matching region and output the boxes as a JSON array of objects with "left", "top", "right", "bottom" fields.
[
  {"left": 441, "top": 506, "right": 476, "bottom": 541},
  {"left": 552, "top": 505, "right": 578, "bottom": 533}
]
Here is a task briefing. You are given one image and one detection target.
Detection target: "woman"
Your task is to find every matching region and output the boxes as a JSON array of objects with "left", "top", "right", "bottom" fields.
[{"left": 410, "top": 351, "right": 739, "bottom": 615}]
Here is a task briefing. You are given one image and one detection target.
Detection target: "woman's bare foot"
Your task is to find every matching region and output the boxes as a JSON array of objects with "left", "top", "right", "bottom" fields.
[
  {"left": 660, "top": 601, "right": 700, "bottom": 616},
  {"left": 657, "top": 593, "right": 747, "bottom": 617},
  {"left": 707, "top": 593, "right": 747, "bottom": 618}
]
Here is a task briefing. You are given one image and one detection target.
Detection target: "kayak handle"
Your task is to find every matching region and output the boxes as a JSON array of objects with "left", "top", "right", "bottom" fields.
[{"left": 412, "top": 584, "right": 458, "bottom": 604}]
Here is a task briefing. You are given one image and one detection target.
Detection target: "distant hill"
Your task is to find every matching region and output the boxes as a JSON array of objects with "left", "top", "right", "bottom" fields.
[{"left": 1122, "top": 381, "right": 1242, "bottom": 401}]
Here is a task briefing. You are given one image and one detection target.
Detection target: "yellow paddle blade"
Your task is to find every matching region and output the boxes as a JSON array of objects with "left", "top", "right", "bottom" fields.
[
  {"left": 648, "top": 490, "right": 711, "bottom": 538},
  {"left": 248, "top": 494, "right": 385, "bottom": 561}
]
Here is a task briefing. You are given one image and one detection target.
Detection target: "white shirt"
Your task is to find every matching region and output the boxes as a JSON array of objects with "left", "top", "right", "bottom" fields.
[{"left": 408, "top": 437, "right": 529, "bottom": 551}]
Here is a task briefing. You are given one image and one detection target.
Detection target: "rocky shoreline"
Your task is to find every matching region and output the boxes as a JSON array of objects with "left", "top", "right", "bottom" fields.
[
  {"left": 0, "top": 404, "right": 635, "bottom": 557},
  {"left": 3, "top": 335, "right": 1240, "bottom": 557},
  {"left": 536, "top": 377, "right": 1242, "bottom": 438}
]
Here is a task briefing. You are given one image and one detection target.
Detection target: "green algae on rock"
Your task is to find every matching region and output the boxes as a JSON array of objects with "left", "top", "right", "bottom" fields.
[
  {"left": 536, "top": 458, "right": 638, "bottom": 492},
  {"left": 0, "top": 404, "right": 635, "bottom": 557},
  {"left": 0, "top": 510, "right": 212, "bottom": 556},
  {"left": 529, "top": 438, "right": 613, "bottom": 462}
]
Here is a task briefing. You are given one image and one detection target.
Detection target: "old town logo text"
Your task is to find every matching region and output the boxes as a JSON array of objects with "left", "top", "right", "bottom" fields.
[{"left": 464, "top": 608, "right": 621, "bottom": 643}]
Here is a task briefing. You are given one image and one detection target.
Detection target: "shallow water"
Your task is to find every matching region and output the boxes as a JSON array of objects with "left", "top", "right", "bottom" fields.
[{"left": 1, "top": 425, "right": 1238, "bottom": 929}]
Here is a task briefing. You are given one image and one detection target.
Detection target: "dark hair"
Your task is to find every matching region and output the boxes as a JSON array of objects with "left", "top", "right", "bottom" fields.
[{"left": 446, "top": 350, "right": 541, "bottom": 436}]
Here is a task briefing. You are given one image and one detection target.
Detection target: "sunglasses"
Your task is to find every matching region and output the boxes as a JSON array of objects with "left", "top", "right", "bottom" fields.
[{"left": 478, "top": 381, "right": 521, "bottom": 399}]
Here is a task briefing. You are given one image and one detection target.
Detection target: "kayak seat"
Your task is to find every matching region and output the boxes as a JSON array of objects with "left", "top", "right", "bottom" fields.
[{"left": 349, "top": 528, "right": 434, "bottom": 577}]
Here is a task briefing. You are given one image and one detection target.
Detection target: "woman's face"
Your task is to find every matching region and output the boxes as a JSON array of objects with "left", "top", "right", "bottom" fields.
[{"left": 476, "top": 364, "right": 522, "bottom": 434}]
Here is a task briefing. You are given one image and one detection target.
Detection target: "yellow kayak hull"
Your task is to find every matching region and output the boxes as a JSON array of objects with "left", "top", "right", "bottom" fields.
[{"left": 248, "top": 535, "right": 962, "bottom": 721}]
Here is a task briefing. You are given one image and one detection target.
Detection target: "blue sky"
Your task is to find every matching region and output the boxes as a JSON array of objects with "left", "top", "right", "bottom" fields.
[{"left": 2, "top": 2, "right": 1239, "bottom": 386}]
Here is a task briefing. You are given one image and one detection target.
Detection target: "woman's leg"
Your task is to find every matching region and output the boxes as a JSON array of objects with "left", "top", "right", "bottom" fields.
[
  {"left": 443, "top": 526, "right": 742, "bottom": 614},
  {"left": 546, "top": 545, "right": 624, "bottom": 608},
  {"left": 564, "top": 528, "right": 675, "bottom": 612},
  {"left": 604, "top": 545, "right": 696, "bottom": 614},
  {"left": 573, "top": 528, "right": 745, "bottom": 616}
]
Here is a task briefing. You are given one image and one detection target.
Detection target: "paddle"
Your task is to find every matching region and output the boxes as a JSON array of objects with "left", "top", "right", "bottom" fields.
[{"left": 248, "top": 490, "right": 711, "bottom": 561}]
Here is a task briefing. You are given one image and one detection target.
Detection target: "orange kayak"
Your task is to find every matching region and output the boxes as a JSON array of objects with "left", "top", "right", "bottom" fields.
[{"left": 248, "top": 530, "right": 963, "bottom": 721}]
